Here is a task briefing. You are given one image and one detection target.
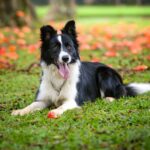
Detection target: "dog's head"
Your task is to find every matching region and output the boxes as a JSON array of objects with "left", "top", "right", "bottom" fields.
[{"left": 40, "top": 20, "right": 79, "bottom": 79}]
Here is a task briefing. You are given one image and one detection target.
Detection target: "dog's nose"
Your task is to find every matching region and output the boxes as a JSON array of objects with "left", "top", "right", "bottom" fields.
[{"left": 62, "top": 55, "right": 69, "bottom": 63}]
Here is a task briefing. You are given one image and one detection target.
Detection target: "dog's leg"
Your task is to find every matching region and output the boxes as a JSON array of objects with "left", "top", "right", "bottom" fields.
[
  {"left": 11, "top": 101, "right": 49, "bottom": 116},
  {"left": 48, "top": 100, "right": 79, "bottom": 118}
]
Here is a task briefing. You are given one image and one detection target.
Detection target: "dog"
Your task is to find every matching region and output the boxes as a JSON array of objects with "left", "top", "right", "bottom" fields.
[{"left": 12, "top": 20, "right": 150, "bottom": 118}]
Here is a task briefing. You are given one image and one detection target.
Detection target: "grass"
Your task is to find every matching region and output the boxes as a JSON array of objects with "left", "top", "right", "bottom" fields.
[
  {"left": 36, "top": 5, "right": 150, "bottom": 27},
  {"left": 1, "top": 41, "right": 150, "bottom": 150},
  {"left": 1, "top": 5, "right": 150, "bottom": 150},
  {"left": 0, "top": 67, "right": 150, "bottom": 149},
  {"left": 77, "top": 5, "right": 150, "bottom": 17},
  {"left": 36, "top": 5, "right": 150, "bottom": 18}
]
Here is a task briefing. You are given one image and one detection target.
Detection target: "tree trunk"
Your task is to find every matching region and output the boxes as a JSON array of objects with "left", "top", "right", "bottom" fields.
[
  {"left": 115, "top": 0, "right": 121, "bottom": 5},
  {"left": 84, "top": 0, "right": 95, "bottom": 5},
  {"left": 0, "top": 0, "right": 37, "bottom": 27},
  {"left": 136, "top": 0, "right": 142, "bottom": 5},
  {"left": 46, "top": 0, "right": 76, "bottom": 21}
]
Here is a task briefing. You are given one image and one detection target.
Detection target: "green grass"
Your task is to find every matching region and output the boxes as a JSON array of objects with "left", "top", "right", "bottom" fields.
[
  {"left": 36, "top": 5, "right": 150, "bottom": 18},
  {"left": 77, "top": 6, "right": 150, "bottom": 17},
  {"left": 0, "top": 45, "right": 150, "bottom": 150},
  {"left": 36, "top": 5, "right": 150, "bottom": 26},
  {"left": 0, "top": 67, "right": 150, "bottom": 149}
]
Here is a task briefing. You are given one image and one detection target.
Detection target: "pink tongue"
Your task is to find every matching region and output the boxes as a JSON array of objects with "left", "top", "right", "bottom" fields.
[{"left": 58, "top": 63, "right": 70, "bottom": 79}]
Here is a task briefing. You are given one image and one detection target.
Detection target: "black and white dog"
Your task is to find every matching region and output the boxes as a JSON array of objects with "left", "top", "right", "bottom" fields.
[{"left": 12, "top": 20, "right": 150, "bottom": 118}]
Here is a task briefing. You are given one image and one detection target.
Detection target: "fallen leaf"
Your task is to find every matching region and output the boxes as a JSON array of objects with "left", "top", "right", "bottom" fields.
[
  {"left": 104, "top": 51, "right": 118, "bottom": 57},
  {"left": 91, "top": 57, "right": 100, "bottom": 62},
  {"left": 133, "top": 65, "right": 148, "bottom": 71},
  {"left": 5, "top": 52, "right": 18, "bottom": 60}
]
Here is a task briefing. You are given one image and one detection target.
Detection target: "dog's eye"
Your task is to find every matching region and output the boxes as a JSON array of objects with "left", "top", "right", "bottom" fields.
[{"left": 66, "top": 45, "right": 71, "bottom": 50}]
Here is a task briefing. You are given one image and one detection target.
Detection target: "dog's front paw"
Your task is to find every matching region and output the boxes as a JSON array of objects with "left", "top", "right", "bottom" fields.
[
  {"left": 47, "top": 109, "right": 62, "bottom": 119},
  {"left": 11, "top": 109, "right": 29, "bottom": 116}
]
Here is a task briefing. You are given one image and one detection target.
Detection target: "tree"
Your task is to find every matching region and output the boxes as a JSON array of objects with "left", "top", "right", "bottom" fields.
[
  {"left": 0, "top": 0, "right": 37, "bottom": 27},
  {"left": 46, "top": 0, "right": 76, "bottom": 21},
  {"left": 136, "top": 0, "right": 142, "bottom": 5},
  {"left": 115, "top": 0, "right": 121, "bottom": 5},
  {"left": 84, "top": 0, "right": 95, "bottom": 5}
]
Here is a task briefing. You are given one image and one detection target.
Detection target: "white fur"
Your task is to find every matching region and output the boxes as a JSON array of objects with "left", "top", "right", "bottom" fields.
[
  {"left": 49, "top": 100, "right": 80, "bottom": 117},
  {"left": 57, "top": 35, "right": 62, "bottom": 45},
  {"left": 105, "top": 97, "right": 115, "bottom": 102},
  {"left": 11, "top": 101, "right": 48, "bottom": 116},
  {"left": 57, "top": 35, "right": 71, "bottom": 63},
  {"left": 128, "top": 83, "right": 150, "bottom": 94},
  {"left": 100, "top": 90, "right": 105, "bottom": 98},
  {"left": 12, "top": 60, "right": 81, "bottom": 116}
]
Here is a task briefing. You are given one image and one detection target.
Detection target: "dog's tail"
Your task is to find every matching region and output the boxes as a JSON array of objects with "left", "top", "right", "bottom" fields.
[{"left": 125, "top": 83, "right": 150, "bottom": 96}]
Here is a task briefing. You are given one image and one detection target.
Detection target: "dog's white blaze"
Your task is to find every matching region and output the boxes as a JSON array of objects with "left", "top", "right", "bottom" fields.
[
  {"left": 57, "top": 35, "right": 62, "bottom": 45},
  {"left": 57, "top": 35, "right": 71, "bottom": 63}
]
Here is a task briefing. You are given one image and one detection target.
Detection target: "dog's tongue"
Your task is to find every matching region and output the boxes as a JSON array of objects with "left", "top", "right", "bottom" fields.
[{"left": 58, "top": 63, "right": 70, "bottom": 79}]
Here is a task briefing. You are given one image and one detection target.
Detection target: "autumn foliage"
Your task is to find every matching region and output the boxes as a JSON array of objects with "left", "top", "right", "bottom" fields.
[{"left": 0, "top": 22, "right": 150, "bottom": 70}]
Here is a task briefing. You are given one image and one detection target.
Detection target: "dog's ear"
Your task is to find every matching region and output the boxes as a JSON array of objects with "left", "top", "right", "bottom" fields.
[
  {"left": 62, "top": 20, "right": 79, "bottom": 51},
  {"left": 40, "top": 25, "right": 56, "bottom": 41},
  {"left": 62, "top": 20, "right": 76, "bottom": 37}
]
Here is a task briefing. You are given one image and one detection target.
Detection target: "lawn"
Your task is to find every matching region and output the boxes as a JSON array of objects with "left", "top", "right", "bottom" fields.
[
  {"left": 36, "top": 5, "right": 150, "bottom": 26},
  {"left": 0, "top": 5, "right": 150, "bottom": 150},
  {"left": 36, "top": 5, "right": 150, "bottom": 18}
]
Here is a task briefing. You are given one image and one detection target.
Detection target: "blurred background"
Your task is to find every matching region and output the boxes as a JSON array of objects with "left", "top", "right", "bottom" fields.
[{"left": 0, "top": 0, "right": 150, "bottom": 71}]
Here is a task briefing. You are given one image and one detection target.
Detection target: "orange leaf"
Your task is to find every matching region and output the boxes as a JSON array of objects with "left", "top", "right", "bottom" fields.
[
  {"left": 147, "top": 55, "right": 150, "bottom": 61},
  {"left": 0, "top": 58, "right": 8, "bottom": 64},
  {"left": 133, "top": 65, "right": 148, "bottom": 71},
  {"left": 28, "top": 45, "right": 36, "bottom": 53},
  {"left": 22, "top": 26, "right": 31, "bottom": 33},
  {"left": 104, "top": 51, "right": 118, "bottom": 57},
  {"left": 91, "top": 43, "right": 102, "bottom": 50},
  {"left": 16, "top": 10, "right": 25, "bottom": 17},
  {"left": 8, "top": 45, "right": 16, "bottom": 52},
  {"left": 0, "top": 33, "right": 4, "bottom": 39},
  {"left": 91, "top": 57, "right": 100, "bottom": 62},
  {"left": 5, "top": 52, "right": 18, "bottom": 60},
  {"left": 17, "top": 39, "right": 26, "bottom": 46},
  {"left": 80, "top": 43, "right": 91, "bottom": 51},
  {"left": 0, "top": 47, "right": 6, "bottom": 55}
]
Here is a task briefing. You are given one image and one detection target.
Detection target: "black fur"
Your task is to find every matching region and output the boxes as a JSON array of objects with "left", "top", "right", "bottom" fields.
[
  {"left": 40, "top": 21, "right": 79, "bottom": 66},
  {"left": 75, "top": 62, "right": 136, "bottom": 105}
]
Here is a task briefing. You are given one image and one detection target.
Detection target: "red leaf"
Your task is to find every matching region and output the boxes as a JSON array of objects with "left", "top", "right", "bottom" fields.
[
  {"left": 91, "top": 57, "right": 100, "bottom": 62},
  {"left": 8, "top": 45, "right": 16, "bottom": 52},
  {"left": 147, "top": 55, "right": 150, "bottom": 61},
  {"left": 16, "top": 10, "right": 25, "bottom": 17},
  {"left": 91, "top": 42, "right": 102, "bottom": 50},
  {"left": 0, "top": 47, "right": 6, "bottom": 55},
  {"left": 28, "top": 45, "right": 36, "bottom": 53},
  {"left": 133, "top": 65, "right": 148, "bottom": 71},
  {"left": 47, "top": 112, "right": 58, "bottom": 119},
  {"left": 104, "top": 51, "right": 118, "bottom": 57},
  {"left": 5, "top": 52, "right": 18, "bottom": 60}
]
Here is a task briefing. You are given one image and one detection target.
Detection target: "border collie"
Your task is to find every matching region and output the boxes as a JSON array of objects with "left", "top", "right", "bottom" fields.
[{"left": 12, "top": 20, "right": 150, "bottom": 118}]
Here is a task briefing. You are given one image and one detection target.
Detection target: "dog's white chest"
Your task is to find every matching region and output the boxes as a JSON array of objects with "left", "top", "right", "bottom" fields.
[{"left": 36, "top": 62, "right": 80, "bottom": 106}]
